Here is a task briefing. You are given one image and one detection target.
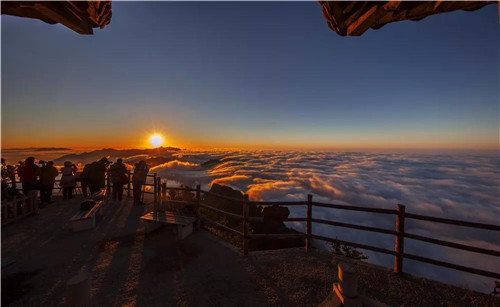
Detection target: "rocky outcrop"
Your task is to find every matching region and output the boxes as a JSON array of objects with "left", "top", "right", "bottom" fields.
[{"left": 203, "top": 183, "right": 304, "bottom": 251}]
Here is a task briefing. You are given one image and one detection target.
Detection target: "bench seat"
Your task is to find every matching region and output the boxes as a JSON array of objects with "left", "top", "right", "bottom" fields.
[
  {"left": 70, "top": 200, "right": 103, "bottom": 232},
  {"left": 140, "top": 211, "right": 197, "bottom": 239}
]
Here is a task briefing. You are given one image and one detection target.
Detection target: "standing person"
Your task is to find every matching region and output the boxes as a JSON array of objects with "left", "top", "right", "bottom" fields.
[
  {"left": 109, "top": 158, "right": 127, "bottom": 201},
  {"left": 79, "top": 163, "right": 91, "bottom": 197},
  {"left": 88, "top": 157, "right": 108, "bottom": 195},
  {"left": 17, "top": 157, "right": 40, "bottom": 195},
  {"left": 1, "top": 158, "right": 8, "bottom": 200},
  {"left": 37, "top": 160, "right": 46, "bottom": 190},
  {"left": 132, "top": 160, "right": 149, "bottom": 206},
  {"left": 39, "top": 161, "right": 58, "bottom": 204},
  {"left": 60, "top": 161, "right": 77, "bottom": 199}
]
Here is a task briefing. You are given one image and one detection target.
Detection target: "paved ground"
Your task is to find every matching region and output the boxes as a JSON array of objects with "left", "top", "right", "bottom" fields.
[
  {"left": 2, "top": 195, "right": 496, "bottom": 307},
  {"left": 2, "top": 196, "right": 267, "bottom": 306}
]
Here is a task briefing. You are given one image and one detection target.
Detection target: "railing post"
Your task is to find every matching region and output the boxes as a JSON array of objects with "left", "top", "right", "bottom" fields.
[
  {"left": 195, "top": 185, "right": 201, "bottom": 229},
  {"left": 157, "top": 177, "right": 162, "bottom": 211},
  {"left": 394, "top": 204, "right": 406, "bottom": 274},
  {"left": 162, "top": 182, "right": 167, "bottom": 199},
  {"left": 127, "top": 171, "right": 131, "bottom": 198},
  {"left": 243, "top": 194, "right": 249, "bottom": 256},
  {"left": 153, "top": 173, "right": 157, "bottom": 205},
  {"left": 306, "top": 194, "right": 313, "bottom": 251}
]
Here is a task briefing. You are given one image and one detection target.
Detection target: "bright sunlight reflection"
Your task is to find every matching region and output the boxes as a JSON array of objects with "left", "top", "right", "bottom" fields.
[{"left": 149, "top": 134, "right": 163, "bottom": 148}]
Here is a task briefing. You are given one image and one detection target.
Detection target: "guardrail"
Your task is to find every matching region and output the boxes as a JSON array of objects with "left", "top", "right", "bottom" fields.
[
  {"left": 1, "top": 192, "right": 38, "bottom": 226},
  {"left": 153, "top": 183, "right": 500, "bottom": 280},
  {"left": 6, "top": 171, "right": 499, "bottom": 280}
]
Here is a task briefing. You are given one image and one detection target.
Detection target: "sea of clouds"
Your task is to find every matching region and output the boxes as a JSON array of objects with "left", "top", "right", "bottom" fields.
[{"left": 149, "top": 150, "right": 499, "bottom": 293}]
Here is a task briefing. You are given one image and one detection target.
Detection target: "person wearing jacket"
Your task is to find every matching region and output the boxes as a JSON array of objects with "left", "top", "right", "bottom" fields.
[
  {"left": 79, "top": 163, "right": 91, "bottom": 197},
  {"left": 39, "top": 161, "right": 58, "bottom": 203},
  {"left": 17, "top": 157, "right": 40, "bottom": 195},
  {"left": 109, "top": 158, "right": 127, "bottom": 201},
  {"left": 132, "top": 160, "right": 149, "bottom": 206},
  {"left": 88, "top": 157, "right": 108, "bottom": 195},
  {"left": 60, "top": 161, "right": 77, "bottom": 199}
]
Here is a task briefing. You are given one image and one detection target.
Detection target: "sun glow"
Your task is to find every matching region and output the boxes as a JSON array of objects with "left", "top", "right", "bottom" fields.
[{"left": 149, "top": 134, "right": 164, "bottom": 148}]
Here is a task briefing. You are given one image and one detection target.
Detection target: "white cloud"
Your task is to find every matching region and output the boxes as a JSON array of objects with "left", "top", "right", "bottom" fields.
[{"left": 150, "top": 150, "right": 500, "bottom": 292}]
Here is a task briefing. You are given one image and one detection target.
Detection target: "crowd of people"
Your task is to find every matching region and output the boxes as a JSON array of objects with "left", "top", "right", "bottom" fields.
[{"left": 1, "top": 157, "right": 150, "bottom": 206}]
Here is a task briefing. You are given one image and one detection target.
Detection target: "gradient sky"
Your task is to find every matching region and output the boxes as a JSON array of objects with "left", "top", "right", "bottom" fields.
[{"left": 1, "top": 2, "right": 499, "bottom": 150}]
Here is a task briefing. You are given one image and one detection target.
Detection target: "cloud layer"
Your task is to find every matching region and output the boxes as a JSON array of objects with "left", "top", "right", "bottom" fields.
[{"left": 150, "top": 150, "right": 499, "bottom": 292}]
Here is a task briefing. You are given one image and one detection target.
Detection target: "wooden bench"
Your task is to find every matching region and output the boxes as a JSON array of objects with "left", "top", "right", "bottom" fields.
[
  {"left": 69, "top": 190, "right": 106, "bottom": 232},
  {"left": 140, "top": 211, "right": 197, "bottom": 239}
]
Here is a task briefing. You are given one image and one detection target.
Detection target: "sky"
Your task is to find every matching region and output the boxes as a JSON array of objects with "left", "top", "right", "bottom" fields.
[{"left": 1, "top": 2, "right": 499, "bottom": 151}]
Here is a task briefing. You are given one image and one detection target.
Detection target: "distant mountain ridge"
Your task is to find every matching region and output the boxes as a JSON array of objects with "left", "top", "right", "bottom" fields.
[
  {"left": 54, "top": 146, "right": 181, "bottom": 164},
  {"left": 4, "top": 147, "right": 71, "bottom": 151}
]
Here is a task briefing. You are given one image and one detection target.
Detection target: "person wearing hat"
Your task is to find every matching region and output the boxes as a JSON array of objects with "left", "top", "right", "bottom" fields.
[
  {"left": 39, "top": 161, "right": 59, "bottom": 203},
  {"left": 60, "top": 161, "right": 77, "bottom": 199}
]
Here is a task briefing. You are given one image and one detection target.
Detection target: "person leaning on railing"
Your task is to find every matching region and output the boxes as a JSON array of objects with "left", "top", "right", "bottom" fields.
[
  {"left": 60, "top": 161, "right": 77, "bottom": 200},
  {"left": 39, "top": 161, "right": 58, "bottom": 204},
  {"left": 132, "top": 160, "right": 149, "bottom": 206},
  {"left": 1, "top": 158, "right": 11, "bottom": 201},
  {"left": 79, "top": 163, "right": 91, "bottom": 198},
  {"left": 109, "top": 158, "right": 127, "bottom": 202},
  {"left": 17, "top": 157, "right": 40, "bottom": 195},
  {"left": 88, "top": 157, "right": 109, "bottom": 195}
]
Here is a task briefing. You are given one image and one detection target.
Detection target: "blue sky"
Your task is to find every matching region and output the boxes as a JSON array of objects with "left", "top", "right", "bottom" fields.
[{"left": 1, "top": 2, "right": 499, "bottom": 150}]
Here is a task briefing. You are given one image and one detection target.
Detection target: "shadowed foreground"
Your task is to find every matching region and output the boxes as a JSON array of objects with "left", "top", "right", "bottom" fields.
[
  {"left": 1, "top": 197, "right": 266, "bottom": 306},
  {"left": 2, "top": 197, "right": 497, "bottom": 306}
]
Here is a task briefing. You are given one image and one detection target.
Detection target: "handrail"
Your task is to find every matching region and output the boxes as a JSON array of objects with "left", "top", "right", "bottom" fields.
[
  {"left": 403, "top": 252, "right": 500, "bottom": 279},
  {"left": 404, "top": 213, "right": 500, "bottom": 231},
  {"left": 164, "top": 187, "right": 197, "bottom": 192},
  {"left": 404, "top": 232, "right": 500, "bottom": 256},
  {"left": 202, "top": 190, "right": 245, "bottom": 203},
  {"left": 247, "top": 201, "right": 307, "bottom": 206},
  {"left": 311, "top": 218, "right": 398, "bottom": 236},
  {"left": 312, "top": 201, "right": 398, "bottom": 215},
  {"left": 248, "top": 233, "right": 305, "bottom": 239},
  {"left": 165, "top": 200, "right": 199, "bottom": 207},
  {"left": 311, "top": 234, "right": 398, "bottom": 256},
  {"left": 199, "top": 203, "right": 244, "bottom": 220}
]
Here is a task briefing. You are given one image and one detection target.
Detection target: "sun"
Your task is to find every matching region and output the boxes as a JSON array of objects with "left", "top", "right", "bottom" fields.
[{"left": 149, "top": 134, "right": 163, "bottom": 148}]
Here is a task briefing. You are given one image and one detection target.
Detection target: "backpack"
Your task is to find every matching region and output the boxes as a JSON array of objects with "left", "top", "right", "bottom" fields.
[{"left": 80, "top": 200, "right": 96, "bottom": 211}]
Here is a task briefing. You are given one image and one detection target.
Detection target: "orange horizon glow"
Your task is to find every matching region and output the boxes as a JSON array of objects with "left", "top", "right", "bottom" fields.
[{"left": 2, "top": 133, "right": 499, "bottom": 153}]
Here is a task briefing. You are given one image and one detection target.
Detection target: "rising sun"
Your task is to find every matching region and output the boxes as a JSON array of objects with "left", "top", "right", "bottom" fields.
[{"left": 149, "top": 134, "right": 163, "bottom": 148}]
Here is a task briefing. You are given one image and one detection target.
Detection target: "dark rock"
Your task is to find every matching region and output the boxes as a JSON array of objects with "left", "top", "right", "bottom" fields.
[
  {"left": 262, "top": 205, "right": 290, "bottom": 221},
  {"left": 204, "top": 184, "right": 304, "bottom": 251}
]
